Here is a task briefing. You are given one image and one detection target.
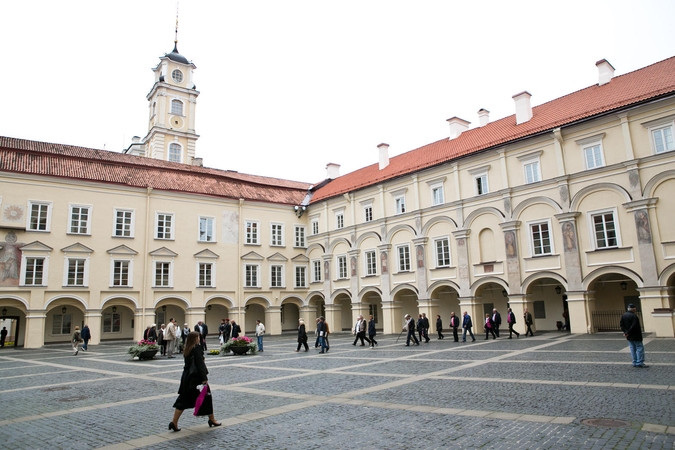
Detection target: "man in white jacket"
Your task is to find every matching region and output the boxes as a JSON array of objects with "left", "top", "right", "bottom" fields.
[{"left": 255, "top": 320, "right": 265, "bottom": 352}]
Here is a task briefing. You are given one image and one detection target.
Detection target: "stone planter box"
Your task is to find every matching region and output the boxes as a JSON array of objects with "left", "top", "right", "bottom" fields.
[
  {"left": 137, "top": 349, "right": 158, "bottom": 360},
  {"left": 229, "top": 346, "right": 250, "bottom": 355}
]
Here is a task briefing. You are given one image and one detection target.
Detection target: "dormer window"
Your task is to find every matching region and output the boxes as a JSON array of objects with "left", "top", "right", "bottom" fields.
[
  {"left": 171, "top": 69, "right": 183, "bottom": 84},
  {"left": 171, "top": 99, "right": 183, "bottom": 116}
]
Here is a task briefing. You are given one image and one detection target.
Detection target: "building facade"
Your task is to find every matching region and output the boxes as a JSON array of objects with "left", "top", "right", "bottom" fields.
[{"left": 1, "top": 47, "right": 674, "bottom": 348}]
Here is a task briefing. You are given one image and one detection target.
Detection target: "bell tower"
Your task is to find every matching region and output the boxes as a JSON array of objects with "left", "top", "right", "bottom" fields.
[{"left": 142, "top": 16, "right": 200, "bottom": 165}]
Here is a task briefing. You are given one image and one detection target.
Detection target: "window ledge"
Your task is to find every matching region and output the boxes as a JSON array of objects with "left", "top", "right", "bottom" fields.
[
  {"left": 585, "top": 246, "right": 631, "bottom": 254},
  {"left": 430, "top": 266, "right": 454, "bottom": 271},
  {"left": 109, "top": 286, "right": 133, "bottom": 289}
]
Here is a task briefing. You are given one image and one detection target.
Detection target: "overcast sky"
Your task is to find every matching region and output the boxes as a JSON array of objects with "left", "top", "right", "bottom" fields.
[{"left": 2, "top": 1, "right": 674, "bottom": 183}]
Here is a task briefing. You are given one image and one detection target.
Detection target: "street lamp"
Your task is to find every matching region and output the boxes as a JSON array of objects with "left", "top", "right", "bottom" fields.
[
  {"left": 1, "top": 307, "right": 6, "bottom": 316},
  {"left": 620, "top": 281, "right": 628, "bottom": 290},
  {"left": 62, "top": 306, "right": 67, "bottom": 314},
  {"left": 112, "top": 306, "right": 117, "bottom": 313},
  {"left": 555, "top": 286, "right": 562, "bottom": 295}
]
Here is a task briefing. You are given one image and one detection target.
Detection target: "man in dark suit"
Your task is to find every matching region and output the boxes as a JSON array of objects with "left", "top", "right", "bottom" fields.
[
  {"left": 404, "top": 314, "right": 419, "bottom": 346},
  {"left": 507, "top": 308, "right": 520, "bottom": 338},
  {"left": 195, "top": 320, "right": 208, "bottom": 350},
  {"left": 492, "top": 309, "right": 502, "bottom": 337},
  {"left": 421, "top": 313, "right": 431, "bottom": 343},
  {"left": 449, "top": 312, "right": 460, "bottom": 342},
  {"left": 462, "top": 312, "right": 475, "bottom": 342}
]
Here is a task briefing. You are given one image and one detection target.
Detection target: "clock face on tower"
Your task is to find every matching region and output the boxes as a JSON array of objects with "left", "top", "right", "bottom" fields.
[{"left": 171, "top": 69, "right": 183, "bottom": 84}]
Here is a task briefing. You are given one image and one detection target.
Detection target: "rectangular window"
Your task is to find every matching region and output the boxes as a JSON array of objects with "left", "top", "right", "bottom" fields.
[
  {"left": 311, "top": 219, "right": 319, "bottom": 235},
  {"left": 245, "top": 221, "right": 259, "bottom": 244},
  {"left": 52, "top": 314, "right": 72, "bottom": 335},
  {"left": 364, "top": 205, "right": 373, "bottom": 222},
  {"left": 271, "top": 223, "right": 284, "bottom": 246},
  {"left": 24, "top": 257, "right": 44, "bottom": 285},
  {"left": 112, "top": 260, "right": 130, "bottom": 287},
  {"left": 476, "top": 174, "right": 488, "bottom": 195},
  {"left": 592, "top": 212, "right": 618, "bottom": 249},
  {"left": 294, "top": 226, "right": 306, "bottom": 247},
  {"left": 395, "top": 196, "right": 406, "bottom": 215},
  {"left": 365, "top": 250, "right": 377, "bottom": 276},
  {"left": 653, "top": 126, "right": 674, "bottom": 154},
  {"left": 530, "top": 222, "right": 552, "bottom": 255},
  {"left": 434, "top": 238, "right": 451, "bottom": 267},
  {"left": 67, "top": 259, "right": 86, "bottom": 286},
  {"left": 312, "top": 260, "right": 322, "bottom": 282},
  {"left": 28, "top": 201, "right": 50, "bottom": 231},
  {"left": 245, "top": 264, "right": 259, "bottom": 287},
  {"left": 69, "top": 205, "right": 91, "bottom": 234},
  {"left": 336, "top": 213, "right": 344, "bottom": 229},
  {"left": 198, "top": 263, "right": 213, "bottom": 287},
  {"left": 156, "top": 213, "right": 174, "bottom": 239},
  {"left": 337, "top": 255, "right": 347, "bottom": 279},
  {"left": 103, "top": 313, "right": 122, "bottom": 333},
  {"left": 431, "top": 186, "right": 444, "bottom": 206},
  {"left": 271, "top": 265, "right": 283, "bottom": 288},
  {"left": 155, "top": 262, "right": 171, "bottom": 287},
  {"left": 295, "top": 266, "right": 307, "bottom": 288},
  {"left": 397, "top": 245, "right": 411, "bottom": 272},
  {"left": 583, "top": 144, "right": 605, "bottom": 169},
  {"left": 524, "top": 161, "right": 541, "bottom": 184},
  {"left": 114, "top": 209, "right": 134, "bottom": 237},
  {"left": 199, "top": 217, "right": 215, "bottom": 242}
]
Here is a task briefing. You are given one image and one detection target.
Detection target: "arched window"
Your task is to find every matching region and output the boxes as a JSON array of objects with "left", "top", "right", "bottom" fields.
[
  {"left": 171, "top": 99, "right": 183, "bottom": 116},
  {"left": 168, "top": 143, "right": 182, "bottom": 163}
]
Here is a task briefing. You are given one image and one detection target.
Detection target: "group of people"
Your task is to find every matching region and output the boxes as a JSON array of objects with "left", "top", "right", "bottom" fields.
[
  {"left": 71, "top": 324, "right": 91, "bottom": 355},
  {"left": 404, "top": 308, "right": 535, "bottom": 346},
  {"left": 296, "top": 316, "right": 331, "bottom": 353}
]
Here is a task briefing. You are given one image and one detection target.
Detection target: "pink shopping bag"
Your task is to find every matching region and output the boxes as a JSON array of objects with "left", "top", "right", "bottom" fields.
[{"left": 193, "top": 383, "right": 210, "bottom": 416}]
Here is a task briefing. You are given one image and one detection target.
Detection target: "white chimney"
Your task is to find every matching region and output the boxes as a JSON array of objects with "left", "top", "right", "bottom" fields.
[
  {"left": 377, "top": 143, "right": 390, "bottom": 170},
  {"left": 596, "top": 59, "right": 615, "bottom": 86},
  {"left": 478, "top": 109, "right": 490, "bottom": 127},
  {"left": 512, "top": 91, "right": 533, "bottom": 124},
  {"left": 447, "top": 117, "right": 471, "bottom": 140},
  {"left": 326, "top": 162, "right": 340, "bottom": 179}
]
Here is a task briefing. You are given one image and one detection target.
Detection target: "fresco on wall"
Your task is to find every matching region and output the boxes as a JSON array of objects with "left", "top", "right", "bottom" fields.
[{"left": 0, "top": 231, "right": 22, "bottom": 287}]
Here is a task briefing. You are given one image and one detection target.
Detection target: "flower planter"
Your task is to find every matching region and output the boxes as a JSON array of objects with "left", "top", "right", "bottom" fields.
[
  {"left": 138, "top": 349, "right": 158, "bottom": 360},
  {"left": 229, "top": 346, "right": 250, "bottom": 355}
]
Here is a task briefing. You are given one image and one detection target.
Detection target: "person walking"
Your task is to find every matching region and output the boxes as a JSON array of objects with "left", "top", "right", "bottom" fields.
[
  {"left": 72, "top": 325, "right": 83, "bottom": 355},
  {"left": 173, "top": 320, "right": 181, "bottom": 354},
  {"left": 352, "top": 315, "right": 371, "bottom": 346},
  {"left": 218, "top": 319, "right": 227, "bottom": 346},
  {"left": 181, "top": 323, "right": 190, "bottom": 351},
  {"left": 81, "top": 324, "right": 91, "bottom": 351},
  {"left": 416, "top": 314, "right": 424, "bottom": 343},
  {"left": 255, "top": 319, "right": 265, "bottom": 352},
  {"left": 449, "top": 312, "right": 460, "bottom": 342},
  {"left": 0, "top": 326, "right": 7, "bottom": 347},
  {"left": 404, "top": 314, "right": 420, "bottom": 346},
  {"left": 324, "top": 320, "right": 331, "bottom": 351},
  {"left": 368, "top": 314, "right": 378, "bottom": 347},
  {"left": 421, "top": 313, "right": 431, "bottom": 343},
  {"left": 169, "top": 331, "right": 221, "bottom": 432},
  {"left": 507, "top": 308, "right": 520, "bottom": 339},
  {"left": 194, "top": 321, "right": 208, "bottom": 351},
  {"left": 296, "top": 319, "right": 309, "bottom": 352},
  {"left": 230, "top": 320, "right": 241, "bottom": 339},
  {"left": 436, "top": 314, "right": 444, "bottom": 340},
  {"left": 462, "top": 311, "right": 476, "bottom": 342},
  {"left": 523, "top": 308, "right": 534, "bottom": 336},
  {"left": 484, "top": 314, "right": 497, "bottom": 340},
  {"left": 620, "top": 303, "right": 648, "bottom": 368},
  {"left": 314, "top": 318, "right": 321, "bottom": 348},
  {"left": 317, "top": 316, "right": 328, "bottom": 353},
  {"left": 165, "top": 319, "right": 176, "bottom": 358},
  {"left": 492, "top": 309, "right": 502, "bottom": 338}
]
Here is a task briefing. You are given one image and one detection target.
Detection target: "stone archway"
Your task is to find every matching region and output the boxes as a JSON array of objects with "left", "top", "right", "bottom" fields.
[{"left": 587, "top": 273, "right": 641, "bottom": 332}]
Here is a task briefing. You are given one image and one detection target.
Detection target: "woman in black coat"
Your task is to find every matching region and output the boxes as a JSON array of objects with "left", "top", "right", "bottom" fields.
[
  {"left": 296, "top": 319, "right": 309, "bottom": 352},
  {"left": 169, "top": 331, "right": 221, "bottom": 431},
  {"left": 368, "top": 315, "right": 378, "bottom": 347},
  {"left": 231, "top": 321, "right": 241, "bottom": 339}
]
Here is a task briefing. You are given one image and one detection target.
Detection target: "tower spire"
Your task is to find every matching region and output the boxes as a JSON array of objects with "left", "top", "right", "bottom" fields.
[{"left": 173, "top": 3, "right": 179, "bottom": 53}]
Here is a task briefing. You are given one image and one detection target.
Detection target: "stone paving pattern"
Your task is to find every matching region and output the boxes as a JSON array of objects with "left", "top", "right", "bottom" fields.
[{"left": 0, "top": 331, "right": 674, "bottom": 449}]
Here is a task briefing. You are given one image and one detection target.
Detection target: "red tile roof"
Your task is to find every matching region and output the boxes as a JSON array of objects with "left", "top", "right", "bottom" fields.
[
  {"left": 0, "top": 136, "right": 311, "bottom": 204},
  {"left": 310, "top": 56, "right": 675, "bottom": 203}
]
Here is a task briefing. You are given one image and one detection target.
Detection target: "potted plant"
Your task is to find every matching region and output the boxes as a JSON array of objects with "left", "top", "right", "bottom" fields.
[
  {"left": 128, "top": 339, "right": 159, "bottom": 360},
  {"left": 221, "top": 335, "right": 257, "bottom": 355}
]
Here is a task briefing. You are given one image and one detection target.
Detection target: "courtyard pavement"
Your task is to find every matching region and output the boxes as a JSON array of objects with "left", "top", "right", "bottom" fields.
[{"left": 0, "top": 331, "right": 674, "bottom": 449}]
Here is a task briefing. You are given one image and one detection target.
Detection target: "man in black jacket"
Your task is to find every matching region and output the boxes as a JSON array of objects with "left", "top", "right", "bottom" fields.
[
  {"left": 620, "top": 304, "right": 648, "bottom": 368},
  {"left": 449, "top": 311, "right": 460, "bottom": 342},
  {"left": 436, "top": 315, "right": 444, "bottom": 340},
  {"left": 195, "top": 321, "right": 209, "bottom": 351},
  {"left": 404, "top": 314, "right": 419, "bottom": 346},
  {"left": 492, "top": 309, "right": 502, "bottom": 338},
  {"left": 421, "top": 313, "right": 431, "bottom": 343},
  {"left": 507, "top": 308, "right": 520, "bottom": 338}
]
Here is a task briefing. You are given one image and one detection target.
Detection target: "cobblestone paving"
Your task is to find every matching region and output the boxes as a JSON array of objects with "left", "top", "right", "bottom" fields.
[{"left": 0, "top": 332, "right": 674, "bottom": 449}]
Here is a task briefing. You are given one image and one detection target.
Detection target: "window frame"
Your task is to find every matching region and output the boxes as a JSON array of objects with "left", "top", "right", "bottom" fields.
[
  {"left": 198, "top": 216, "right": 216, "bottom": 243},
  {"left": 153, "top": 261, "right": 173, "bottom": 287},
  {"left": 170, "top": 99, "right": 184, "bottom": 115},
  {"left": 270, "top": 223, "right": 284, "bottom": 247},
  {"left": 336, "top": 255, "right": 348, "bottom": 279},
  {"left": 528, "top": 219, "right": 554, "bottom": 256},
  {"left": 294, "top": 265, "right": 307, "bottom": 288},
  {"left": 364, "top": 250, "right": 377, "bottom": 276},
  {"left": 168, "top": 142, "right": 182, "bottom": 163},
  {"left": 64, "top": 257, "right": 89, "bottom": 287},
  {"left": 312, "top": 259, "right": 322, "bottom": 283},
  {"left": 469, "top": 165, "right": 491, "bottom": 196},
  {"left": 426, "top": 178, "right": 446, "bottom": 206},
  {"left": 111, "top": 259, "right": 133, "bottom": 287},
  {"left": 68, "top": 204, "right": 92, "bottom": 235},
  {"left": 197, "top": 262, "right": 215, "bottom": 288},
  {"left": 27, "top": 200, "right": 52, "bottom": 232},
  {"left": 245, "top": 263, "right": 260, "bottom": 288},
  {"left": 270, "top": 264, "right": 284, "bottom": 288},
  {"left": 588, "top": 208, "right": 621, "bottom": 250},
  {"left": 518, "top": 151, "right": 543, "bottom": 185},
  {"left": 395, "top": 196, "right": 406, "bottom": 215},
  {"left": 22, "top": 256, "right": 46, "bottom": 286},
  {"left": 294, "top": 225, "right": 306, "bottom": 248},
  {"left": 643, "top": 116, "right": 675, "bottom": 154},
  {"left": 155, "top": 212, "right": 175, "bottom": 240},
  {"left": 171, "top": 69, "right": 183, "bottom": 84},
  {"left": 113, "top": 208, "right": 135, "bottom": 238},
  {"left": 245, "top": 220, "right": 260, "bottom": 245},
  {"left": 397, "top": 244, "right": 411, "bottom": 272},
  {"left": 335, "top": 212, "right": 344, "bottom": 229},
  {"left": 433, "top": 237, "right": 451, "bottom": 268},
  {"left": 311, "top": 219, "right": 319, "bottom": 235},
  {"left": 52, "top": 313, "right": 72, "bottom": 335}
]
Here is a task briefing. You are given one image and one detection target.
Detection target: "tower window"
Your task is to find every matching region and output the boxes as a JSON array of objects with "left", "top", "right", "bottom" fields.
[
  {"left": 168, "top": 143, "right": 182, "bottom": 163},
  {"left": 171, "top": 69, "right": 183, "bottom": 83},
  {"left": 171, "top": 99, "right": 183, "bottom": 115}
]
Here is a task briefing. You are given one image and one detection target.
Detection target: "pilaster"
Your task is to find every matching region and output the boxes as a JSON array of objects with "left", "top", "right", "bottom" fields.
[{"left": 23, "top": 310, "right": 46, "bottom": 349}]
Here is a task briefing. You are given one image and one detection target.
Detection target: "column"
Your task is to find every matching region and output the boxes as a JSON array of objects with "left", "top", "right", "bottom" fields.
[
  {"left": 555, "top": 213, "right": 583, "bottom": 291},
  {"left": 639, "top": 286, "right": 675, "bottom": 337},
  {"left": 566, "top": 290, "right": 592, "bottom": 334},
  {"left": 500, "top": 221, "right": 522, "bottom": 295},
  {"left": 380, "top": 300, "right": 402, "bottom": 335},
  {"left": 378, "top": 244, "right": 394, "bottom": 334},
  {"left": 624, "top": 200, "right": 659, "bottom": 286},
  {"left": 23, "top": 311, "right": 46, "bottom": 349},
  {"left": 506, "top": 294, "right": 527, "bottom": 335},
  {"left": 265, "top": 306, "right": 282, "bottom": 336},
  {"left": 348, "top": 249, "right": 360, "bottom": 301},
  {"left": 84, "top": 310, "right": 102, "bottom": 345},
  {"left": 452, "top": 230, "right": 471, "bottom": 297},
  {"left": 413, "top": 237, "right": 429, "bottom": 297},
  {"left": 457, "top": 296, "right": 480, "bottom": 336}
]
